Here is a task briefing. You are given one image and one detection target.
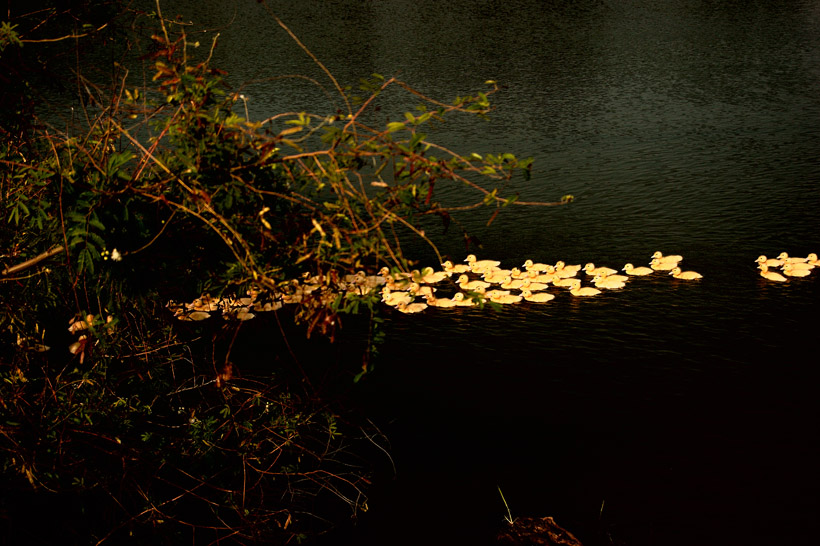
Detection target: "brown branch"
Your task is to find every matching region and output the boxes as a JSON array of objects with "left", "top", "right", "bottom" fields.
[{"left": 1, "top": 245, "right": 65, "bottom": 276}]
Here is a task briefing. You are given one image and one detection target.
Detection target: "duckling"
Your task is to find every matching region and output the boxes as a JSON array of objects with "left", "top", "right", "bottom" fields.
[
  {"left": 781, "top": 263, "right": 811, "bottom": 277},
  {"left": 464, "top": 254, "right": 501, "bottom": 273},
  {"left": 457, "top": 274, "right": 491, "bottom": 292},
  {"left": 568, "top": 279, "right": 601, "bottom": 297},
  {"left": 593, "top": 274, "right": 626, "bottom": 289},
  {"left": 669, "top": 267, "right": 703, "bottom": 280},
  {"left": 650, "top": 258, "right": 678, "bottom": 271},
  {"left": 424, "top": 294, "right": 460, "bottom": 308},
  {"left": 651, "top": 251, "right": 683, "bottom": 263},
  {"left": 484, "top": 289, "right": 512, "bottom": 299},
  {"left": 524, "top": 269, "right": 555, "bottom": 283},
  {"left": 807, "top": 253, "right": 820, "bottom": 266},
  {"left": 414, "top": 266, "right": 450, "bottom": 284},
  {"left": 482, "top": 268, "right": 513, "bottom": 283},
  {"left": 519, "top": 279, "right": 549, "bottom": 292},
  {"left": 500, "top": 276, "right": 525, "bottom": 290},
  {"left": 452, "top": 292, "right": 477, "bottom": 307},
  {"left": 776, "top": 252, "right": 807, "bottom": 264},
  {"left": 584, "top": 263, "right": 619, "bottom": 276},
  {"left": 509, "top": 267, "right": 528, "bottom": 280},
  {"left": 758, "top": 264, "right": 787, "bottom": 282},
  {"left": 489, "top": 292, "right": 523, "bottom": 304},
  {"left": 441, "top": 260, "right": 471, "bottom": 274},
  {"left": 554, "top": 261, "right": 582, "bottom": 276},
  {"left": 622, "top": 263, "right": 654, "bottom": 276},
  {"left": 409, "top": 282, "right": 436, "bottom": 298},
  {"left": 755, "top": 255, "right": 784, "bottom": 268},
  {"left": 520, "top": 289, "right": 555, "bottom": 303},
  {"left": 396, "top": 300, "right": 428, "bottom": 314},
  {"left": 522, "top": 259, "right": 550, "bottom": 272},
  {"left": 381, "top": 287, "right": 413, "bottom": 307},
  {"left": 553, "top": 277, "right": 581, "bottom": 288}
]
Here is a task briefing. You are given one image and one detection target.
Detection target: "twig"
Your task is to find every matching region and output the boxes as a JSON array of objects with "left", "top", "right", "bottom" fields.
[{"left": 1, "top": 245, "right": 64, "bottom": 276}]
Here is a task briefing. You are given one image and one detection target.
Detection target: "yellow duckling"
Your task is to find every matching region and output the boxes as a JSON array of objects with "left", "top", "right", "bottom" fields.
[
  {"left": 413, "top": 266, "right": 450, "bottom": 284},
  {"left": 464, "top": 254, "right": 501, "bottom": 273},
  {"left": 452, "top": 292, "right": 477, "bottom": 307},
  {"left": 651, "top": 251, "right": 683, "bottom": 263},
  {"left": 525, "top": 269, "right": 557, "bottom": 283},
  {"left": 424, "top": 294, "right": 460, "bottom": 308},
  {"left": 484, "top": 289, "right": 512, "bottom": 299},
  {"left": 776, "top": 252, "right": 807, "bottom": 264},
  {"left": 409, "top": 282, "right": 436, "bottom": 298},
  {"left": 457, "top": 274, "right": 491, "bottom": 292},
  {"left": 622, "top": 263, "right": 654, "bottom": 276},
  {"left": 482, "top": 268, "right": 513, "bottom": 283},
  {"left": 650, "top": 258, "right": 679, "bottom": 271},
  {"left": 593, "top": 274, "right": 626, "bottom": 290},
  {"left": 519, "top": 279, "right": 549, "bottom": 292},
  {"left": 489, "top": 292, "right": 523, "bottom": 304},
  {"left": 520, "top": 289, "right": 555, "bottom": 303},
  {"left": 806, "top": 253, "right": 819, "bottom": 266},
  {"left": 500, "top": 276, "right": 525, "bottom": 290},
  {"left": 396, "top": 300, "right": 428, "bottom": 314},
  {"left": 781, "top": 263, "right": 811, "bottom": 277},
  {"left": 554, "top": 261, "right": 582, "bottom": 276},
  {"left": 522, "top": 259, "right": 551, "bottom": 272},
  {"left": 441, "top": 260, "right": 471, "bottom": 274},
  {"left": 758, "top": 264, "right": 787, "bottom": 282},
  {"left": 584, "top": 263, "right": 619, "bottom": 276},
  {"left": 509, "top": 267, "right": 528, "bottom": 280},
  {"left": 568, "top": 279, "right": 601, "bottom": 297},
  {"left": 381, "top": 287, "right": 414, "bottom": 307},
  {"left": 553, "top": 277, "right": 581, "bottom": 288},
  {"left": 755, "top": 255, "right": 784, "bottom": 268},
  {"left": 669, "top": 267, "right": 703, "bottom": 280}
]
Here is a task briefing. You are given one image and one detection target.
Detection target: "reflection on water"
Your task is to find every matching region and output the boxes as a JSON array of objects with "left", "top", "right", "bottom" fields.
[{"left": 154, "top": 0, "right": 820, "bottom": 544}]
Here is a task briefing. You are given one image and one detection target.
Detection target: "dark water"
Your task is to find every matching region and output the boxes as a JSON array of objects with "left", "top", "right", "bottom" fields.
[{"left": 152, "top": 1, "right": 820, "bottom": 544}]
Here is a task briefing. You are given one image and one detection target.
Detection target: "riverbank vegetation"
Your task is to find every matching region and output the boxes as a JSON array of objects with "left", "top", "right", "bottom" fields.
[{"left": 0, "top": 1, "right": 568, "bottom": 542}]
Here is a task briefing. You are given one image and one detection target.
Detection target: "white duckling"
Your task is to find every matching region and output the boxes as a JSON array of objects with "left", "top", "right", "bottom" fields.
[
  {"left": 592, "top": 274, "right": 626, "bottom": 290},
  {"left": 489, "top": 292, "right": 523, "bottom": 304},
  {"left": 464, "top": 254, "right": 501, "bottom": 273},
  {"left": 441, "top": 260, "right": 471, "bottom": 274},
  {"left": 568, "top": 279, "right": 601, "bottom": 297},
  {"left": 781, "top": 263, "right": 811, "bottom": 277},
  {"left": 396, "top": 300, "right": 428, "bottom": 314},
  {"left": 650, "top": 258, "right": 678, "bottom": 271},
  {"left": 755, "top": 255, "right": 784, "bottom": 268},
  {"left": 651, "top": 251, "right": 683, "bottom": 263},
  {"left": 669, "top": 267, "right": 703, "bottom": 280},
  {"left": 520, "top": 289, "right": 555, "bottom": 303},
  {"left": 519, "top": 279, "right": 549, "bottom": 292},
  {"left": 522, "top": 259, "right": 550, "bottom": 272},
  {"left": 622, "top": 263, "right": 654, "bottom": 276},
  {"left": 584, "top": 263, "right": 619, "bottom": 277},
  {"left": 554, "top": 261, "right": 582, "bottom": 277},
  {"left": 457, "top": 274, "right": 491, "bottom": 292},
  {"left": 758, "top": 264, "right": 787, "bottom": 282}
]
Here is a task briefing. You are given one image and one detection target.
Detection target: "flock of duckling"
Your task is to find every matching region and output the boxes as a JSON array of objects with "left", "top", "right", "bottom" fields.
[
  {"left": 167, "top": 251, "right": 817, "bottom": 320},
  {"left": 755, "top": 252, "right": 820, "bottom": 282},
  {"left": 379, "top": 251, "right": 704, "bottom": 313}
]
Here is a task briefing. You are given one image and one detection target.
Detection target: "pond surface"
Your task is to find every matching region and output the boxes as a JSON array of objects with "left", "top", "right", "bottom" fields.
[{"left": 157, "top": 1, "right": 820, "bottom": 544}]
